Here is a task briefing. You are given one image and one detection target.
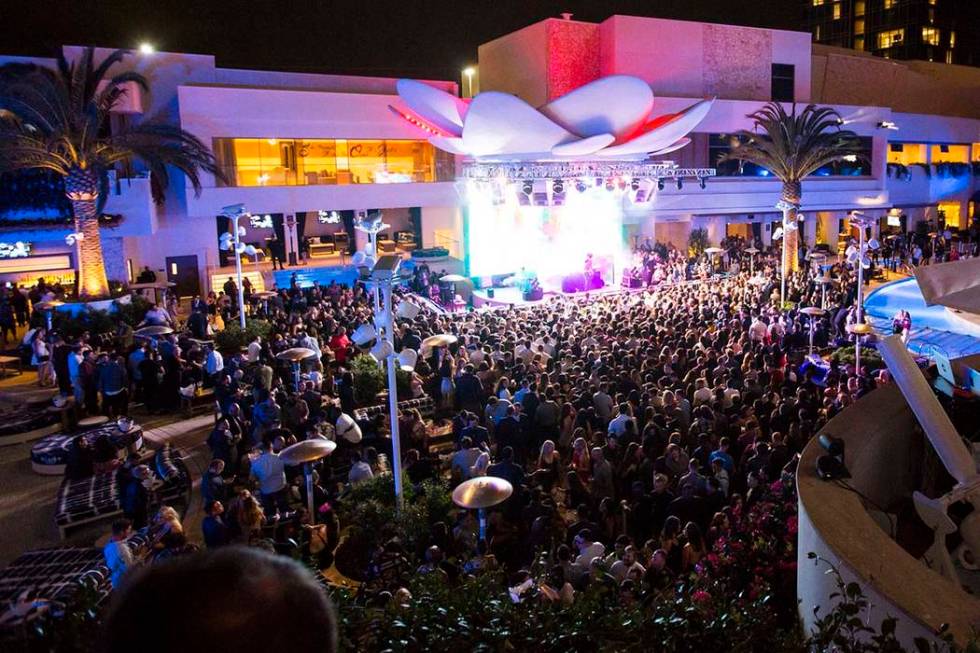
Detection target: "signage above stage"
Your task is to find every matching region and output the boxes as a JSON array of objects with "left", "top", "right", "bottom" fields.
[
  {"left": 0, "top": 241, "right": 31, "bottom": 259},
  {"left": 393, "top": 76, "right": 715, "bottom": 162},
  {"left": 460, "top": 161, "right": 716, "bottom": 182}
]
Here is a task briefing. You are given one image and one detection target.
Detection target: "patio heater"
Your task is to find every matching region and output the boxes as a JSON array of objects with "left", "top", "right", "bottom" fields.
[
  {"left": 801, "top": 307, "right": 825, "bottom": 356},
  {"left": 452, "top": 476, "right": 513, "bottom": 543},
  {"left": 218, "top": 204, "right": 258, "bottom": 329},
  {"left": 276, "top": 347, "right": 317, "bottom": 392}
]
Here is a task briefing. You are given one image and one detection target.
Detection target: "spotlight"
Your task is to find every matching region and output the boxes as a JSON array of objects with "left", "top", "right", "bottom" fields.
[
  {"left": 657, "top": 179, "right": 665, "bottom": 192},
  {"left": 522, "top": 181, "right": 533, "bottom": 196},
  {"left": 138, "top": 42, "right": 155, "bottom": 55},
  {"left": 698, "top": 177, "right": 707, "bottom": 189},
  {"left": 877, "top": 121, "right": 899, "bottom": 130},
  {"left": 552, "top": 179, "right": 563, "bottom": 194},
  {"left": 816, "top": 433, "right": 850, "bottom": 480},
  {"left": 575, "top": 179, "right": 587, "bottom": 193},
  {"left": 605, "top": 178, "right": 615, "bottom": 192},
  {"left": 631, "top": 178, "right": 641, "bottom": 192},
  {"left": 676, "top": 178, "right": 683, "bottom": 190}
]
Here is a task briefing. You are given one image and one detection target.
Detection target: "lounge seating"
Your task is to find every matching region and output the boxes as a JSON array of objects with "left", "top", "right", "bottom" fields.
[{"left": 54, "top": 444, "right": 191, "bottom": 539}]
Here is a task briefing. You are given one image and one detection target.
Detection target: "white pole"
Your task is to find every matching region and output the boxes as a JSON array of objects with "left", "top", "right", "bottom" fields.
[
  {"left": 382, "top": 281, "right": 404, "bottom": 508},
  {"left": 809, "top": 315, "right": 815, "bottom": 356},
  {"left": 855, "top": 224, "right": 865, "bottom": 375},
  {"left": 234, "top": 214, "right": 246, "bottom": 329},
  {"left": 781, "top": 214, "right": 788, "bottom": 307}
]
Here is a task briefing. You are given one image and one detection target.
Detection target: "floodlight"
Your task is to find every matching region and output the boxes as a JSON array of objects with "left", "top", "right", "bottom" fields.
[
  {"left": 351, "top": 324, "right": 377, "bottom": 347},
  {"left": 397, "top": 349, "right": 418, "bottom": 371}
]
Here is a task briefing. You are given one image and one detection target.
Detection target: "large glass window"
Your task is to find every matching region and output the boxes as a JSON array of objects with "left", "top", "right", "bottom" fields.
[
  {"left": 887, "top": 143, "right": 927, "bottom": 166},
  {"left": 877, "top": 29, "right": 905, "bottom": 49},
  {"left": 922, "top": 27, "right": 940, "bottom": 46},
  {"left": 212, "top": 137, "right": 454, "bottom": 187},
  {"left": 710, "top": 134, "right": 872, "bottom": 177},
  {"left": 930, "top": 144, "right": 970, "bottom": 164}
]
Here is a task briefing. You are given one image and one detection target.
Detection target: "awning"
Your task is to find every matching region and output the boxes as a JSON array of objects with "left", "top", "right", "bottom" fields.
[{"left": 915, "top": 257, "right": 980, "bottom": 315}]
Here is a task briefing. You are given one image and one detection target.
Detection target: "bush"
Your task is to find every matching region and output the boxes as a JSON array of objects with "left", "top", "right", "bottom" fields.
[
  {"left": 830, "top": 345, "right": 884, "bottom": 371},
  {"left": 349, "top": 354, "right": 385, "bottom": 404},
  {"left": 213, "top": 318, "right": 271, "bottom": 353},
  {"left": 113, "top": 294, "right": 152, "bottom": 327}
]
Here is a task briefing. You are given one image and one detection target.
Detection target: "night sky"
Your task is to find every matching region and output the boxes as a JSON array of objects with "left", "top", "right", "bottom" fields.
[{"left": 4, "top": 0, "right": 802, "bottom": 80}]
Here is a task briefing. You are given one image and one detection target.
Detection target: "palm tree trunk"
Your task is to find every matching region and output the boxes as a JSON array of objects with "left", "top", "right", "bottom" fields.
[
  {"left": 781, "top": 181, "right": 802, "bottom": 276},
  {"left": 68, "top": 198, "right": 110, "bottom": 298}
]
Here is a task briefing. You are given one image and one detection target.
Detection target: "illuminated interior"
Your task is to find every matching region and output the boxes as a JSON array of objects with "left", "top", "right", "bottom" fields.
[
  {"left": 887, "top": 143, "right": 927, "bottom": 165},
  {"left": 212, "top": 138, "right": 454, "bottom": 187},
  {"left": 938, "top": 201, "right": 963, "bottom": 229},
  {"left": 930, "top": 144, "right": 970, "bottom": 164},
  {"left": 465, "top": 182, "right": 627, "bottom": 285}
]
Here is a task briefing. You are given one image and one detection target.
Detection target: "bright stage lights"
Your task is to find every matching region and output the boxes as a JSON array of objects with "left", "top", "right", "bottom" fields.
[
  {"left": 521, "top": 181, "right": 533, "bottom": 196},
  {"left": 138, "top": 42, "right": 155, "bottom": 55},
  {"left": 605, "top": 178, "right": 615, "bottom": 192},
  {"left": 552, "top": 179, "right": 563, "bottom": 194},
  {"left": 630, "top": 178, "right": 640, "bottom": 191},
  {"left": 575, "top": 179, "right": 587, "bottom": 193}
]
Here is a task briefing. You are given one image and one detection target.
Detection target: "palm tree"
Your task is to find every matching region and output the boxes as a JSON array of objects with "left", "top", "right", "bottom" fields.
[
  {"left": 0, "top": 48, "right": 221, "bottom": 298},
  {"left": 718, "top": 102, "right": 863, "bottom": 300}
]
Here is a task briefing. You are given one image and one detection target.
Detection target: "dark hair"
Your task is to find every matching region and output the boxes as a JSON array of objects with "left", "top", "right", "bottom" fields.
[
  {"left": 102, "top": 547, "right": 337, "bottom": 653},
  {"left": 111, "top": 519, "right": 132, "bottom": 536}
]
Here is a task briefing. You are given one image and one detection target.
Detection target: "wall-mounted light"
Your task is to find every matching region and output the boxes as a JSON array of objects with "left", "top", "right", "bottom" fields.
[{"left": 877, "top": 121, "right": 899, "bottom": 130}]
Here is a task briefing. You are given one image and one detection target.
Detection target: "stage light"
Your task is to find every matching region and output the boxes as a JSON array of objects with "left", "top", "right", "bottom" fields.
[
  {"left": 877, "top": 121, "right": 899, "bottom": 130},
  {"left": 575, "top": 179, "right": 587, "bottom": 193},
  {"left": 552, "top": 179, "right": 564, "bottom": 194},
  {"left": 397, "top": 349, "right": 418, "bottom": 372},
  {"left": 605, "top": 178, "right": 615, "bottom": 192},
  {"left": 630, "top": 178, "right": 640, "bottom": 192},
  {"left": 657, "top": 179, "right": 665, "bottom": 191},
  {"left": 522, "top": 181, "right": 533, "bottom": 196},
  {"left": 675, "top": 178, "right": 683, "bottom": 190},
  {"left": 138, "top": 42, "right": 155, "bottom": 55},
  {"left": 698, "top": 177, "right": 707, "bottom": 189}
]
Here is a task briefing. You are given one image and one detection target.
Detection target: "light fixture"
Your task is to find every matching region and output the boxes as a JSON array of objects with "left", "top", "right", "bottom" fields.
[
  {"left": 843, "top": 154, "right": 858, "bottom": 162},
  {"left": 521, "top": 181, "right": 533, "bottom": 196},
  {"left": 575, "top": 179, "right": 587, "bottom": 193},
  {"left": 267, "top": 139, "right": 277, "bottom": 145},
  {"left": 370, "top": 339, "right": 394, "bottom": 362},
  {"left": 676, "top": 178, "right": 683, "bottom": 190},
  {"left": 552, "top": 179, "right": 564, "bottom": 194},
  {"left": 657, "top": 179, "right": 665, "bottom": 191},
  {"left": 877, "top": 121, "right": 899, "bottom": 130},
  {"left": 397, "top": 299, "right": 421, "bottom": 320},
  {"left": 138, "top": 42, "right": 155, "bottom": 55},
  {"left": 630, "top": 178, "right": 641, "bottom": 192},
  {"left": 397, "top": 349, "right": 418, "bottom": 372},
  {"left": 462, "top": 67, "right": 475, "bottom": 77},
  {"left": 351, "top": 324, "right": 377, "bottom": 347},
  {"left": 698, "top": 176, "right": 707, "bottom": 189},
  {"left": 605, "top": 178, "right": 615, "bottom": 192}
]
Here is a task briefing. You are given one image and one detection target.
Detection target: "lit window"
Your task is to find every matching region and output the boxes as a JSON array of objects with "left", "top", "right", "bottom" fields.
[
  {"left": 950, "top": 31, "right": 956, "bottom": 48},
  {"left": 884, "top": 0, "right": 896, "bottom": 9},
  {"left": 946, "top": 50, "right": 953, "bottom": 64},
  {"left": 815, "top": 25, "right": 822, "bottom": 40},
  {"left": 922, "top": 27, "right": 940, "bottom": 46},
  {"left": 928, "top": 0, "right": 936, "bottom": 4},
  {"left": 877, "top": 29, "right": 905, "bottom": 49},
  {"left": 854, "top": 0, "right": 865, "bottom": 15},
  {"left": 855, "top": 36, "right": 865, "bottom": 51},
  {"left": 812, "top": 0, "right": 824, "bottom": 5},
  {"left": 854, "top": 19, "right": 865, "bottom": 35},
  {"left": 928, "top": 8, "right": 935, "bottom": 22},
  {"left": 833, "top": 3, "right": 841, "bottom": 19}
]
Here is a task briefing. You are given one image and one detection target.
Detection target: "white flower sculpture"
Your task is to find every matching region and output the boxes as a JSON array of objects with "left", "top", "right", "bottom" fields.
[{"left": 393, "top": 76, "right": 714, "bottom": 161}]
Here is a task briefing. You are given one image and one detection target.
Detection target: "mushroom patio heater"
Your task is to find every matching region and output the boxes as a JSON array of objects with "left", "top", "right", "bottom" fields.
[
  {"left": 452, "top": 476, "right": 514, "bottom": 543},
  {"left": 276, "top": 347, "right": 317, "bottom": 392},
  {"left": 279, "top": 438, "right": 337, "bottom": 518}
]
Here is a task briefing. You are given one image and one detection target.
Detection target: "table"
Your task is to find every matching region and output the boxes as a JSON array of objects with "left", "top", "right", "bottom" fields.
[
  {"left": 0, "top": 354, "right": 22, "bottom": 377},
  {"left": 31, "top": 422, "right": 144, "bottom": 475}
]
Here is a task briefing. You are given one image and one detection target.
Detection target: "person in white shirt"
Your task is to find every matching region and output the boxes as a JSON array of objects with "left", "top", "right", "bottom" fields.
[
  {"left": 607, "top": 403, "right": 631, "bottom": 436},
  {"left": 348, "top": 450, "right": 374, "bottom": 485},
  {"left": 748, "top": 317, "right": 768, "bottom": 343},
  {"left": 250, "top": 441, "right": 286, "bottom": 514},
  {"left": 593, "top": 385, "right": 614, "bottom": 421},
  {"left": 246, "top": 335, "right": 262, "bottom": 363},
  {"left": 692, "top": 379, "right": 713, "bottom": 406},
  {"left": 573, "top": 530, "right": 606, "bottom": 567},
  {"left": 297, "top": 330, "right": 322, "bottom": 359},
  {"left": 103, "top": 519, "right": 136, "bottom": 588},
  {"left": 205, "top": 346, "right": 224, "bottom": 379}
]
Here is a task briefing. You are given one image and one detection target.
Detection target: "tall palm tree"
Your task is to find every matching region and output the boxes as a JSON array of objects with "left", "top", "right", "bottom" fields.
[
  {"left": 0, "top": 47, "right": 221, "bottom": 298},
  {"left": 718, "top": 102, "right": 863, "bottom": 300}
]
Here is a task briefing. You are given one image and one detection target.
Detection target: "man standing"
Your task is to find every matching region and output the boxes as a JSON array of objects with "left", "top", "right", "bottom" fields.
[
  {"left": 103, "top": 519, "right": 135, "bottom": 589},
  {"left": 250, "top": 440, "right": 287, "bottom": 516}
]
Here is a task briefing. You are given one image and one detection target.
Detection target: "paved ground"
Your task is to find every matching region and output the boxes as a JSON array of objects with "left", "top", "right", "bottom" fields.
[{"left": 0, "top": 372, "right": 213, "bottom": 566}]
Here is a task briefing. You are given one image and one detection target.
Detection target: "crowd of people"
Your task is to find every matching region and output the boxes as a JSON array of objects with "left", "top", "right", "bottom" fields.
[{"left": 0, "top": 229, "right": 904, "bottom": 628}]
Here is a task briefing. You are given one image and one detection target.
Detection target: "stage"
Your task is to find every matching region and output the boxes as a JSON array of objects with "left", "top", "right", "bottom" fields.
[{"left": 470, "top": 283, "right": 638, "bottom": 309}]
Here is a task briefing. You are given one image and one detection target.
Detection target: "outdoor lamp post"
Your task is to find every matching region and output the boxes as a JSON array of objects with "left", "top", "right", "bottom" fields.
[
  {"left": 845, "top": 211, "right": 880, "bottom": 373},
  {"left": 801, "top": 307, "right": 825, "bottom": 356},
  {"left": 462, "top": 67, "right": 475, "bottom": 98},
  {"left": 218, "top": 203, "right": 258, "bottom": 329},
  {"left": 744, "top": 247, "right": 759, "bottom": 276}
]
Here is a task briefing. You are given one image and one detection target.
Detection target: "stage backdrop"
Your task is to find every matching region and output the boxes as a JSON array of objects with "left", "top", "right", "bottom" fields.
[{"left": 464, "top": 186, "right": 627, "bottom": 285}]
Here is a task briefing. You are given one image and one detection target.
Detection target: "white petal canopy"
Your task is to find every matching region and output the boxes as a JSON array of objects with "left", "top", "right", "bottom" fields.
[{"left": 393, "top": 76, "right": 713, "bottom": 161}]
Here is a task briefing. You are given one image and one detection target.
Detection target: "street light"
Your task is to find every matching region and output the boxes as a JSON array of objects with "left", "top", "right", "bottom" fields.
[
  {"left": 462, "top": 66, "right": 475, "bottom": 98},
  {"left": 218, "top": 203, "right": 258, "bottom": 329},
  {"left": 366, "top": 254, "right": 414, "bottom": 508},
  {"left": 801, "top": 306, "right": 825, "bottom": 356}
]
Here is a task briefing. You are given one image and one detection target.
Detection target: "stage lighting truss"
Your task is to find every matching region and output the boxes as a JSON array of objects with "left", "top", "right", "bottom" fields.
[{"left": 459, "top": 160, "right": 714, "bottom": 207}]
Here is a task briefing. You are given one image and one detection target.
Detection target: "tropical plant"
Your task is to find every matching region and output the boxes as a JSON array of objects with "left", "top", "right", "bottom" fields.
[
  {"left": 718, "top": 103, "right": 863, "bottom": 295},
  {"left": 212, "top": 318, "right": 271, "bottom": 353},
  {"left": 0, "top": 47, "right": 222, "bottom": 298},
  {"left": 688, "top": 227, "right": 709, "bottom": 257}
]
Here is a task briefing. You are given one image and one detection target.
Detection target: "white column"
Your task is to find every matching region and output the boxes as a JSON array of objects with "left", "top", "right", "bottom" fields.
[{"left": 284, "top": 213, "right": 300, "bottom": 265}]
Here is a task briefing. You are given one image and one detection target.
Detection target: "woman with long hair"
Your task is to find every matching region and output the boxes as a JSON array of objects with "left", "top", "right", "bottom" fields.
[
  {"left": 681, "top": 521, "right": 706, "bottom": 572},
  {"left": 570, "top": 435, "right": 591, "bottom": 486},
  {"left": 534, "top": 440, "right": 561, "bottom": 491}
]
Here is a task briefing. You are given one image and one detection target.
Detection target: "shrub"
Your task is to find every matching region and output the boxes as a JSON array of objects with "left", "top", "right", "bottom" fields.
[
  {"left": 830, "top": 345, "right": 884, "bottom": 371},
  {"left": 213, "top": 318, "right": 271, "bottom": 353},
  {"left": 349, "top": 354, "right": 385, "bottom": 404}
]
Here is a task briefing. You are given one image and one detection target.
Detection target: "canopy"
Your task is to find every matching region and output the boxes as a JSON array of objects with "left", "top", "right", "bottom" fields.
[{"left": 915, "top": 258, "right": 980, "bottom": 316}]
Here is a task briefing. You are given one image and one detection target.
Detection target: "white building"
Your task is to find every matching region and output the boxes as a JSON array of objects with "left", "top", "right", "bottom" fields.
[{"left": 0, "top": 14, "right": 977, "bottom": 294}]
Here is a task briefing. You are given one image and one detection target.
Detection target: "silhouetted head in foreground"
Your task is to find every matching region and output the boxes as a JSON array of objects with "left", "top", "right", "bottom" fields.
[{"left": 102, "top": 546, "right": 336, "bottom": 653}]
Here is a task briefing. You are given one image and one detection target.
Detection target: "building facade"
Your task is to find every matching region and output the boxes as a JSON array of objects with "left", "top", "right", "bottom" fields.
[
  {"left": 0, "top": 14, "right": 977, "bottom": 294},
  {"left": 805, "top": 0, "right": 979, "bottom": 66}
]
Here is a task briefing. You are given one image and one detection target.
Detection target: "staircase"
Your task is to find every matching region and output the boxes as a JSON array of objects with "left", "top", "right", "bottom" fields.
[{"left": 866, "top": 315, "right": 980, "bottom": 360}]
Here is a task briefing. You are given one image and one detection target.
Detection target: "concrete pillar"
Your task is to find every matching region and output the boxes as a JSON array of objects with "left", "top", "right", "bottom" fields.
[
  {"left": 761, "top": 219, "right": 773, "bottom": 248},
  {"left": 803, "top": 216, "right": 817, "bottom": 248},
  {"left": 819, "top": 212, "right": 840, "bottom": 249}
]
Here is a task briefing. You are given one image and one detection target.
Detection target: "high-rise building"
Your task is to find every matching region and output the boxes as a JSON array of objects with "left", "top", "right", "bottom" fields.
[{"left": 805, "top": 0, "right": 979, "bottom": 66}]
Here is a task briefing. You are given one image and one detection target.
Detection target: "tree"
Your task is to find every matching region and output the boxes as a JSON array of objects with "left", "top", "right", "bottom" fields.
[
  {"left": 718, "top": 102, "right": 863, "bottom": 299},
  {"left": 0, "top": 48, "right": 221, "bottom": 298}
]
